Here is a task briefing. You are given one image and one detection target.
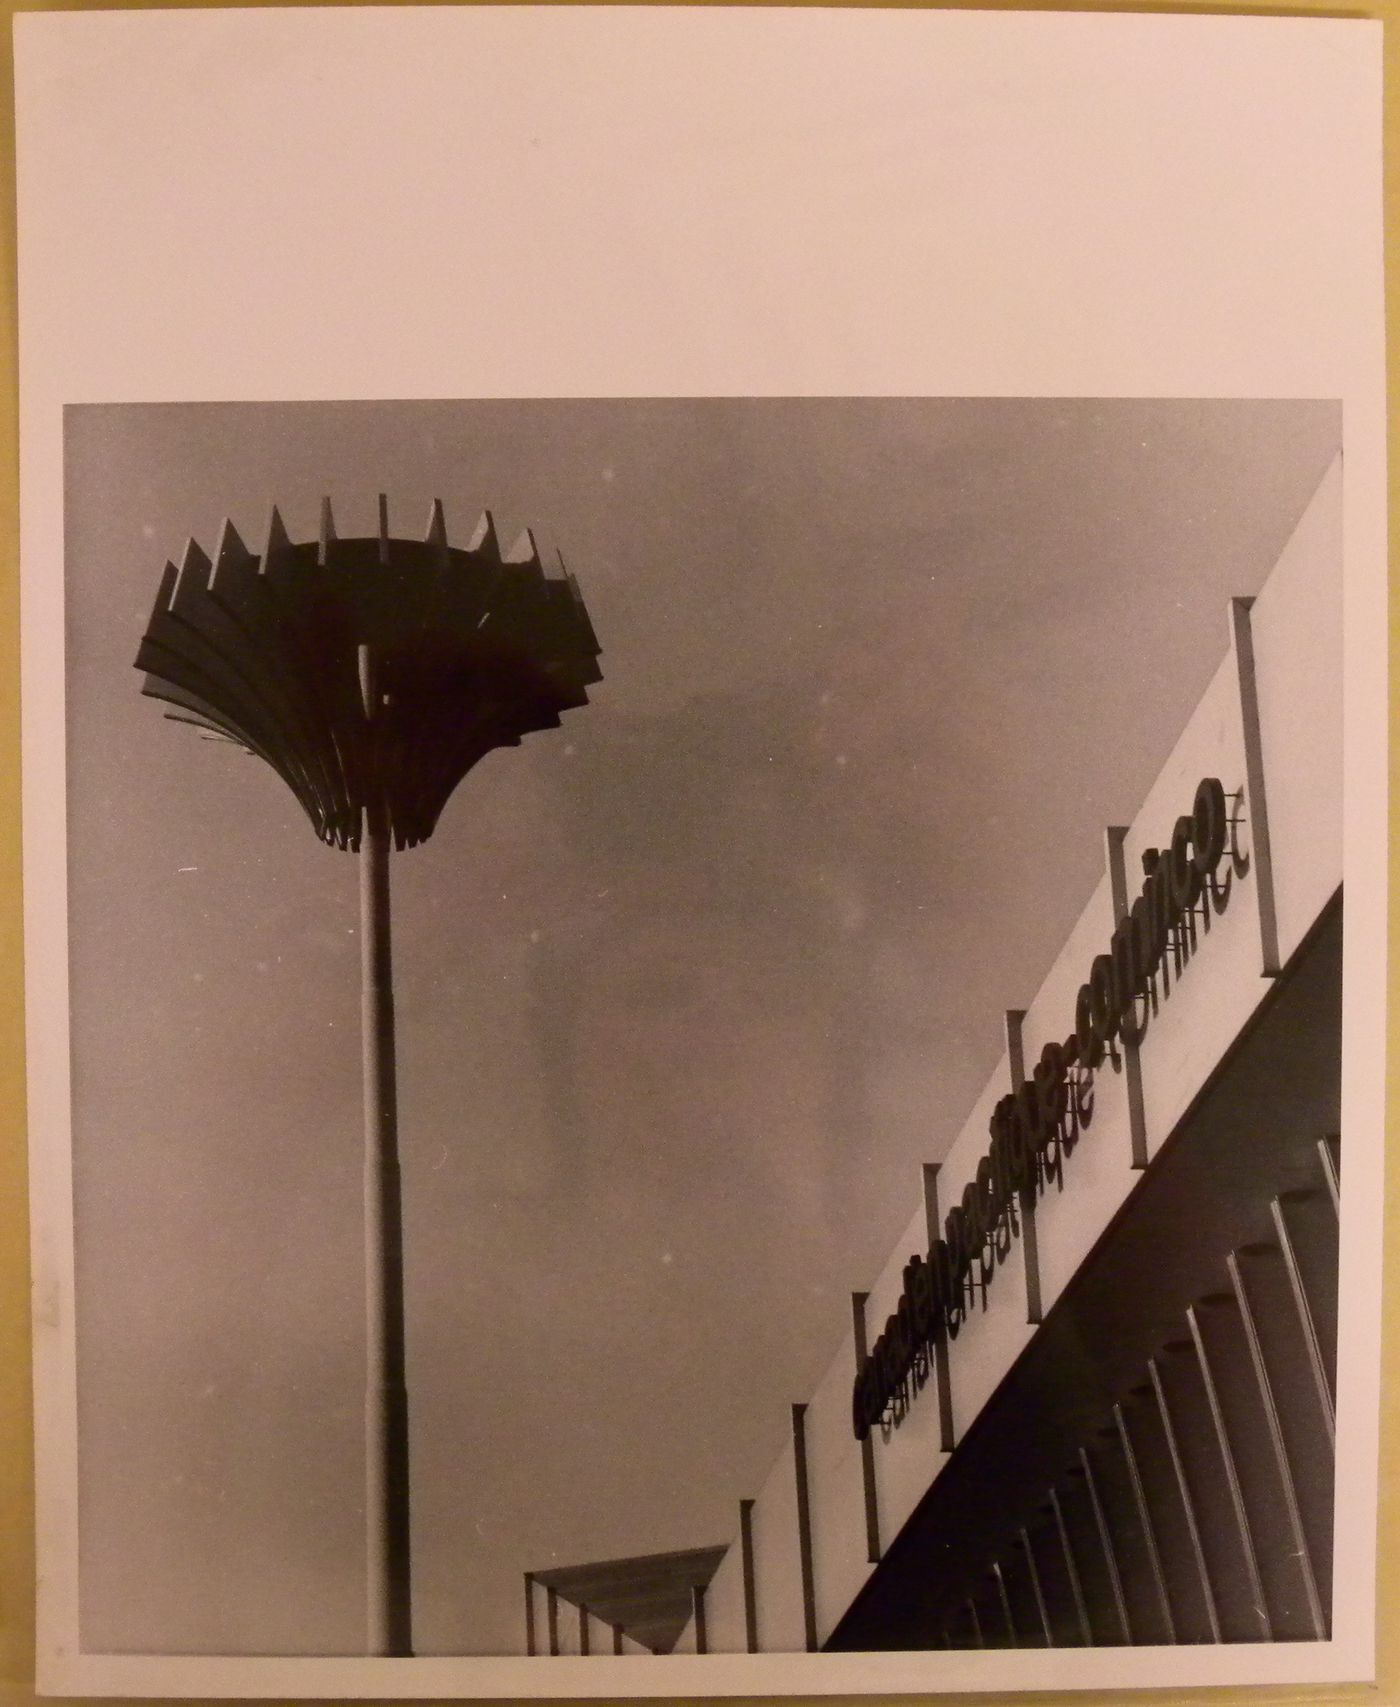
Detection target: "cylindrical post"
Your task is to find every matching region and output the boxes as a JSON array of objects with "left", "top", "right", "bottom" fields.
[
  {"left": 360, "top": 645, "right": 412, "bottom": 1655},
  {"left": 137, "top": 513, "right": 601, "bottom": 1660}
]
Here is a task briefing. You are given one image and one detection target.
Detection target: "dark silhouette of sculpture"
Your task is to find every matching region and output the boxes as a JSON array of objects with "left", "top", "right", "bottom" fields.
[{"left": 135, "top": 495, "right": 602, "bottom": 1655}]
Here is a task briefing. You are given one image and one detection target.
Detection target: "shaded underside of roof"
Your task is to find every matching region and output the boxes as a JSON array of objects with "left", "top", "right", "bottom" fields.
[{"left": 531, "top": 1544, "right": 727, "bottom": 1654}]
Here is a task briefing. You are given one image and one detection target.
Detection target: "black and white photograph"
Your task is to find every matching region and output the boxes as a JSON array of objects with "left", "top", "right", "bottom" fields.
[
  {"left": 14, "top": 8, "right": 1387, "bottom": 1699},
  {"left": 63, "top": 395, "right": 1344, "bottom": 1660}
]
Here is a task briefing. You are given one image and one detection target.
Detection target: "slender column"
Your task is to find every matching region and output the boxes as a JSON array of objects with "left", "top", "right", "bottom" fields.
[
  {"left": 1113, "top": 1402, "right": 1176, "bottom": 1642},
  {"left": 992, "top": 1560, "right": 1018, "bottom": 1646},
  {"left": 1049, "top": 1487, "right": 1093, "bottom": 1647},
  {"left": 1079, "top": 1447, "right": 1132, "bottom": 1644},
  {"left": 791, "top": 1403, "right": 818, "bottom": 1651},
  {"left": 1147, "top": 1357, "right": 1220, "bottom": 1641},
  {"left": 1272, "top": 1196, "right": 1336, "bottom": 1439},
  {"left": 1019, "top": 1527, "right": 1053, "bottom": 1646},
  {"left": 1226, "top": 1252, "right": 1326, "bottom": 1638},
  {"left": 360, "top": 645, "right": 412, "bottom": 1656},
  {"left": 739, "top": 1498, "right": 758, "bottom": 1652}
]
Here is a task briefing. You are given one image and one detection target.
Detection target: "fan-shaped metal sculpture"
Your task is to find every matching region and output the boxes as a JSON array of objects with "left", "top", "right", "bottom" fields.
[
  {"left": 135, "top": 496, "right": 602, "bottom": 1658},
  {"left": 136, "top": 495, "right": 602, "bottom": 850}
]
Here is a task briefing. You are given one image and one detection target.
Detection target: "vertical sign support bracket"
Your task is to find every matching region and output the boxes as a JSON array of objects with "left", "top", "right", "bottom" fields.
[
  {"left": 1005, "top": 1010, "right": 1043, "bottom": 1324},
  {"left": 851, "top": 1292, "right": 882, "bottom": 1562},
  {"left": 791, "top": 1403, "right": 818, "bottom": 1651},
  {"left": 1230, "top": 596, "right": 1282, "bottom": 977},
  {"left": 1106, "top": 824, "right": 1150, "bottom": 1171},
  {"left": 922, "top": 1163, "right": 956, "bottom": 1453}
]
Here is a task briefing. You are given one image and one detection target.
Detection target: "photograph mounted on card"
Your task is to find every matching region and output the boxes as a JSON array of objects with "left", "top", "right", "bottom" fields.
[{"left": 13, "top": 7, "right": 1385, "bottom": 1701}]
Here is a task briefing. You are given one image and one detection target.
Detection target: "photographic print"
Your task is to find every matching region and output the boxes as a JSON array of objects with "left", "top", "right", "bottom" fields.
[
  {"left": 14, "top": 8, "right": 1386, "bottom": 1699},
  {"left": 63, "top": 395, "right": 1343, "bottom": 1660}
]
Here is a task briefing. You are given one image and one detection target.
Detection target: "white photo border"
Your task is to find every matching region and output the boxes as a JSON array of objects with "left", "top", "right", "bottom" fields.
[{"left": 15, "top": 7, "right": 1386, "bottom": 1697}]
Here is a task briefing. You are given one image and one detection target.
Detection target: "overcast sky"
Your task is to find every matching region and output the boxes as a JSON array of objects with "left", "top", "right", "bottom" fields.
[{"left": 63, "top": 397, "right": 1339, "bottom": 1657}]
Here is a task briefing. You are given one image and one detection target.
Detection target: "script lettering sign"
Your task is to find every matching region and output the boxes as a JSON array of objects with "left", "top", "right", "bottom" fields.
[{"left": 852, "top": 777, "right": 1250, "bottom": 1441}]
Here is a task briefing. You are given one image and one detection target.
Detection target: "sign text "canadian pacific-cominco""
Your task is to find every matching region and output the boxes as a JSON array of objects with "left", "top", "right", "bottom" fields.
[{"left": 852, "top": 776, "right": 1251, "bottom": 1442}]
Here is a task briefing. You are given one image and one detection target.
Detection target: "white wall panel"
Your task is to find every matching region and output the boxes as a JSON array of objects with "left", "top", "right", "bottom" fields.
[
  {"left": 1124, "top": 654, "right": 1261, "bottom": 1158},
  {"left": 525, "top": 1577, "right": 547, "bottom": 1656},
  {"left": 854, "top": 1204, "right": 942, "bottom": 1570},
  {"left": 747, "top": 1438, "right": 806, "bottom": 1652},
  {"left": 1032, "top": 1014, "right": 1135, "bottom": 1316},
  {"left": 1250, "top": 453, "right": 1344, "bottom": 965},
  {"left": 701, "top": 1534, "right": 747, "bottom": 1654},
  {"left": 1018, "top": 871, "right": 1137, "bottom": 1316},
  {"left": 940, "top": 1069, "right": 1036, "bottom": 1438},
  {"left": 554, "top": 1596, "right": 580, "bottom": 1655},
  {"left": 802, "top": 1325, "right": 877, "bottom": 1645},
  {"left": 659, "top": 457, "right": 1344, "bottom": 1661}
]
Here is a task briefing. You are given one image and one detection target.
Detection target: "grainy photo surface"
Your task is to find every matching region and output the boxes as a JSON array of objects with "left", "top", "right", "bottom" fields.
[{"left": 63, "top": 396, "right": 1343, "bottom": 1662}]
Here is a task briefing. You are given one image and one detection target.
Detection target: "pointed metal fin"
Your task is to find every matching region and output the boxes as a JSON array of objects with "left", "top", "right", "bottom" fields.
[
  {"left": 170, "top": 538, "right": 212, "bottom": 611},
  {"left": 467, "top": 509, "right": 500, "bottom": 560},
  {"left": 505, "top": 527, "right": 540, "bottom": 567},
  {"left": 210, "top": 518, "right": 254, "bottom": 594},
  {"left": 215, "top": 517, "right": 251, "bottom": 567},
  {"left": 180, "top": 536, "right": 211, "bottom": 576},
  {"left": 153, "top": 559, "right": 179, "bottom": 614},
  {"left": 424, "top": 498, "right": 448, "bottom": 554},
  {"left": 262, "top": 505, "right": 293, "bottom": 574}
]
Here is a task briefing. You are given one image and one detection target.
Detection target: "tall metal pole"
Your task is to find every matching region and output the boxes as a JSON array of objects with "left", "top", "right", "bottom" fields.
[
  {"left": 138, "top": 506, "right": 601, "bottom": 1658},
  {"left": 359, "top": 644, "right": 412, "bottom": 1656}
]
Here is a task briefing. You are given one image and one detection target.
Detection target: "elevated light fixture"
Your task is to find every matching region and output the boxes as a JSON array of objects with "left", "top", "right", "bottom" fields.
[{"left": 135, "top": 494, "right": 603, "bottom": 1655}]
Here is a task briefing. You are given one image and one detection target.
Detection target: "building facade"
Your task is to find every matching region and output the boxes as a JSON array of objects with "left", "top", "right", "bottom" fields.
[{"left": 530, "top": 454, "right": 1342, "bottom": 1655}]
